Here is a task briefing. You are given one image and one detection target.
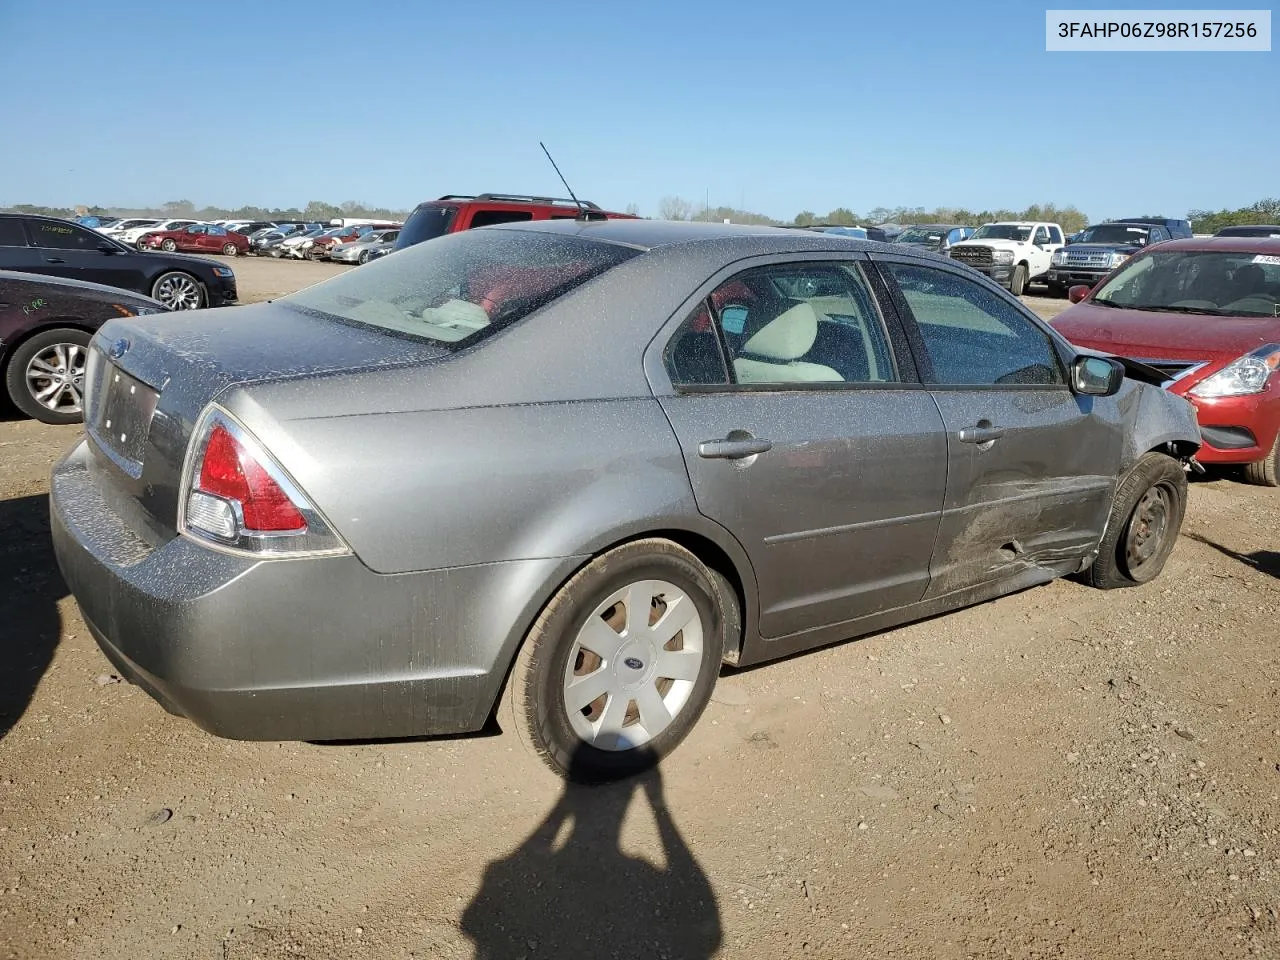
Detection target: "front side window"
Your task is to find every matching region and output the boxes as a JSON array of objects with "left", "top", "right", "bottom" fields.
[
  {"left": 885, "top": 263, "right": 1064, "bottom": 386},
  {"left": 283, "top": 229, "right": 639, "bottom": 347},
  {"left": 1092, "top": 250, "right": 1280, "bottom": 317},
  {"left": 28, "top": 220, "right": 104, "bottom": 251},
  {"left": 666, "top": 262, "right": 897, "bottom": 387},
  {"left": 1033, "top": 227, "right": 1050, "bottom": 245}
]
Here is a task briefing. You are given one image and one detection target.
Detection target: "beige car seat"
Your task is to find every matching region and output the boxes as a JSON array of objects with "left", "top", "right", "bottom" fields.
[{"left": 733, "top": 302, "right": 844, "bottom": 384}]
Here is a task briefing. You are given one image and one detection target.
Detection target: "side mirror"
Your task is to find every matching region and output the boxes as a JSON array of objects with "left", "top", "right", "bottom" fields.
[
  {"left": 1068, "top": 284, "right": 1092, "bottom": 304},
  {"left": 1071, "top": 355, "right": 1125, "bottom": 397},
  {"left": 97, "top": 241, "right": 119, "bottom": 254}
]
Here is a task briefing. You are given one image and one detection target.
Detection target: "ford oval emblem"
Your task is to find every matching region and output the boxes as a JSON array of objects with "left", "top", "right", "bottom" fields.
[
  {"left": 108, "top": 337, "right": 130, "bottom": 360},
  {"left": 623, "top": 657, "right": 644, "bottom": 670}
]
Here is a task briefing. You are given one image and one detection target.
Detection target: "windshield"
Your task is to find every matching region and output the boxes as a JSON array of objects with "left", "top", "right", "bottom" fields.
[
  {"left": 394, "top": 204, "right": 458, "bottom": 251},
  {"left": 1093, "top": 250, "right": 1280, "bottom": 317},
  {"left": 1076, "top": 224, "right": 1150, "bottom": 245},
  {"left": 896, "top": 227, "right": 946, "bottom": 245},
  {"left": 284, "top": 229, "right": 640, "bottom": 346},
  {"left": 971, "top": 224, "right": 1032, "bottom": 242}
]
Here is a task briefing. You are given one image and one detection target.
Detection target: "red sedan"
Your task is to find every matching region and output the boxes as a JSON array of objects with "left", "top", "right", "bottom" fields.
[
  {"left": 1052, "top": 237, "right": 1280, "bottom": 485},
  {"left": 143, "top": 224, "right": 250, "bottom": 257}
]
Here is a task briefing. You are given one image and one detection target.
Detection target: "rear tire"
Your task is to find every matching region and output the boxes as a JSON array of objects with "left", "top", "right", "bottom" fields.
[
  {"left": 1242, "top": 434, "right": 1280, "bottom": 487},
  {"left": 1046, "top": 282, "right": 1067, "bottom": 298},
  {"left": 160, "top": 239, "right": 177, "bottom": 252},
  {"left": 1084, "top": 452, "right": 1187, "bottom": 589},
  {"left": 4, "top": 328, "right": 92, "bottom": 425},
  {"left": 222, "top": 242, "right": 238, "bottom": 256},
  {"left": 501, "top": 539, "right": 731, "bottom": 782},
  {"left": 1009, "top": 263, "right": 1028, "bottom": 297}
]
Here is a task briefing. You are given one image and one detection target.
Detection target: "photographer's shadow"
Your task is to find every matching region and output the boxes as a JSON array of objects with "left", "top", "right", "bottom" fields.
[{"left": 461, "top": 750, "right": 722, "bottom": 960}]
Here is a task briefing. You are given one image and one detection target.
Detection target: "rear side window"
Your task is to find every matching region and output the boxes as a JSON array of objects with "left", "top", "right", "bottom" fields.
[
  {"left": 0, "top": 220, "right": 27, "bottom": 246},
  {"left": 283, "top": 229, "right": 640, "bottom": 347},
  {"left": 29, "top": 220, "right": 104, "bottom": 250},
  {"left": 468, "top": 210, "right": 535, "bottom": 229},
  {"left": 393, "top": 204, "right": 458, "bottom": 250}
]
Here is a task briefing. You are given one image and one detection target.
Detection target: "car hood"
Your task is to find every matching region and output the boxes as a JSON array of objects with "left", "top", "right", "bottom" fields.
[{"left": 1051, "top": 301, "right": 1280, "bottom": 361}]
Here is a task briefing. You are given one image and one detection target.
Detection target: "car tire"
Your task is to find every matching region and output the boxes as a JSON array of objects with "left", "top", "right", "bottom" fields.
[
  {"left": 1084, "top": 452, "right": 1187, "bottom": 589},
  {"left": 160, "top": 239, "right": 177, "bottom": 252},
  {"left": 501, "top": 538, "right": 733, "bottom": 782},
  {"left": 358, "top": 250, "right": 370, "bottom": 264},
  {"left": 1242, "top": 434, "right": 1280, "bottom": 487},
  {"left": 4, "top": 327, "right": 92, "bottom": 425},
  {"left": 1046, "top": 282, "right": 1067, "bottom": 298},
  {"left": 1009, "top": 263, "right": 1028, "bottom": 297},
  {"left": 150, "top": 271, "right": 206, "bottom": 310},
  {"left": 222, "top": 243, "right": 238, "bottom": 257}
]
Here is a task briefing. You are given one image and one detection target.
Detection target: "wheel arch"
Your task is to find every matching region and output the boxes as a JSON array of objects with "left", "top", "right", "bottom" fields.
[
  {"left": 0, "top": 317, "right": 97, "bottom": 373},
  {"left": 480, "top": 519, "right": 759, "bottom": 728}
]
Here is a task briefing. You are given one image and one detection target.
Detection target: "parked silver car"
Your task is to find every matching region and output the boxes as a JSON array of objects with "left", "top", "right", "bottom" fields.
[
  {"left": 50, "top": 220, "right": 1200, "bottom": 781},
  {"left": 328, "top": 228, "right": 400, "bottom": 264}
]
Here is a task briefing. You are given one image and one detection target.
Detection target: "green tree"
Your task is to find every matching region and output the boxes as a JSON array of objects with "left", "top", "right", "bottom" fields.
[{"left": 793, "top": 210, "right": 816, "bottom": 226}]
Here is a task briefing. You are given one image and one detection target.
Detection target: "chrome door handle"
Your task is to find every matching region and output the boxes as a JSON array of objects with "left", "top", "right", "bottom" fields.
[
  {"left": 698, "top": 437, "right": 773, "bottom": 459},
  {"left": 45, "top": 257, "right": 66, "bottom": 264},
  {"left": 958, "top": 424, "right": 1005, "bottom": 444}
]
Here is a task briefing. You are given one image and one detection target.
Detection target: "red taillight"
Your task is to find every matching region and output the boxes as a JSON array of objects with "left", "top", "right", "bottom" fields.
[{"left": 198, "top": 423, "right": 305, "bottom": 532}]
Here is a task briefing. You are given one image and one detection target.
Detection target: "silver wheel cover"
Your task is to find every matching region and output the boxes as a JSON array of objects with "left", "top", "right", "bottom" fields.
[
  {"left": 562, "top": 579, "right": 704, "bottom": 751},
  {"left": 153, "top": 273, "right": 202, "bottom": 310}
]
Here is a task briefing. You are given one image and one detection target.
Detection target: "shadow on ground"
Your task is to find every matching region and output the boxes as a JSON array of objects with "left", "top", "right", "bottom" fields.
[
  {"left": 460, "top": 750, "right": 722, "bottom": 959},
  {"left": 1184, "top": 531, "right": 1280, "bottom": 579},
  {"left": 0, "top": 494, "right": 66, "bottom": 738}
]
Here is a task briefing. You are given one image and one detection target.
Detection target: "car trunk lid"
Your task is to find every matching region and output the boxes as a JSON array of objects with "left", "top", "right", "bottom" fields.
[{"left": 84, "top": 301, "right": 451, "bottom": 536}]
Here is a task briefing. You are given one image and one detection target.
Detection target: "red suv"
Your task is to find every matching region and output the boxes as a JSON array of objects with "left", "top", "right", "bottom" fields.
[
  {"left": 391, "top": 193, "right": 636, "bottom": 253},
  {"left": 1052, "top": 236, "right": 1280, "bottom": 485}
]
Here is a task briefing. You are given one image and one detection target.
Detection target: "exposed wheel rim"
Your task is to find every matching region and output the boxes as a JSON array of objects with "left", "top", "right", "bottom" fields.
[
  {"left": 561, "top": 579, "right": 705, "bottom": 752},
  {"left": 153, "top": 273, "right": 202, "bottom": 310},
  {"left": 25, "top": 342, "right": 86, "bottom": 414},
  {"left": 1124, "top": 483, "right": 1173, "bottom": 574}
]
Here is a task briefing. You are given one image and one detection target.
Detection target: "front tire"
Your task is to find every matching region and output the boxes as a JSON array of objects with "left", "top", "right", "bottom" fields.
[
  {"left": 160, "top": 238, "right": 177, "bottom": 252},
  {"left": 1009, "top": 263, "right": 1028, "bottom": 297},
  {"left": 1085, "top": 452, "right": 1187, "bottom": 589},
  {"left": 5, "top": 328, "right": 92, "bottom": 424},
  {"left": 1046, "top": 282, "right": 1067, "bottom": 298},
  {"left": 502, "top": 539, "right": 731, "bottom": 782},
  {"left": 1242, "top": 433, "right": 1280, "bottom": 487}
]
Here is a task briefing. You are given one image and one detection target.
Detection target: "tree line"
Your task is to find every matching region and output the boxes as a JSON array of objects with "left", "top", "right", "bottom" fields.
[{"left": 5, "top": 196, "right": 1276, "bottom": 235}]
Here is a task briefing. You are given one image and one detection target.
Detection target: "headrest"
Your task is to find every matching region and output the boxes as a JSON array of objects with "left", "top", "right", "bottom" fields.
[{"left": 741, "top": 302, "right": 819, "bottom": 361}]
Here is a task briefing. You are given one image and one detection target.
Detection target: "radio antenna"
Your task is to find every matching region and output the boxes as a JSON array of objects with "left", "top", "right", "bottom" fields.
[{"left": 539, "top": 142, "right": 604, "bottom": 221}]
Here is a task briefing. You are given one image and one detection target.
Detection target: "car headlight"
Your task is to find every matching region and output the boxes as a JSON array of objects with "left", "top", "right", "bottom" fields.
[
  {"left": 993, "top": 250, "right": 1014, "bottom": 264},
  {"left": 1189, "top": 344, "right": 1280, "bottom": 398},
  {"left": 1051, "top": 250, "right": 1067, "bottom": 265},
  {"left": 212, "top": 266, "right": 234, "bottom": 278},
  {"left": 1108, "top": 252, "right": 1130, "bottom": 267}
]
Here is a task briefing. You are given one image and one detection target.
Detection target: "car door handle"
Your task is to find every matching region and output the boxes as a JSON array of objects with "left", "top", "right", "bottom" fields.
[
  {"left": 44, "top": 257, "right": 66, "bottom": 264},
  {"left": 958, "top": 423, "right": 1006, "bottom": 444},
  {"left": 698, "top": 437, "right": 773, "bottom": 459}
]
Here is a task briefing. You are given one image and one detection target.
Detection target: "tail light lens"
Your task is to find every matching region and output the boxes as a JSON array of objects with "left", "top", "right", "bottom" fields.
[{"left": 179, "top": 406, "right": 349, "bottom": 558}]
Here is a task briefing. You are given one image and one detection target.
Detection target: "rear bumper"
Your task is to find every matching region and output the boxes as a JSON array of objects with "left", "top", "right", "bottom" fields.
[{"left": 50, "top": 439, "right": 580, "bottom": 741}]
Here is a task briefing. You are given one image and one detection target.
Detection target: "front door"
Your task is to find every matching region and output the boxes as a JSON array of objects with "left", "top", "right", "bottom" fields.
[
  {"left": 876, "top": 260, "right": 1121, "bottom": 597},
  {"left": 651, "top": 257, "right": 948, "bottom": 640}
]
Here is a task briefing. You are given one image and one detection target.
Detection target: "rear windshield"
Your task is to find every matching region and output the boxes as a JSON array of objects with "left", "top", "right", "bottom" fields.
[
  {"left": 394, "top": 204, "right": 459, "bottom": 250},
  {"left": 283, "top": 228, "right": 641, "bottom": 346}
]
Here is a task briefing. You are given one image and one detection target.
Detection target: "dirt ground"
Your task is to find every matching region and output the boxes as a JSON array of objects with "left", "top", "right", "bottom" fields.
[{"left": 1, "top": 259, "right": 1277, "bottom": 960}]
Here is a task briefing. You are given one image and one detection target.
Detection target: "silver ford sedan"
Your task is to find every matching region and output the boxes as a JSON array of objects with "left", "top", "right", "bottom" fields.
[{"left": 50, "top": 220, "right": 1200, "bottom": 781}]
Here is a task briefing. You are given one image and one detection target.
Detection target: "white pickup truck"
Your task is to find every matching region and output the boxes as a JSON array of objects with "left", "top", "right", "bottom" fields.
[{"left": 946, "top": 221, "right": 1065, "bottom": 295}]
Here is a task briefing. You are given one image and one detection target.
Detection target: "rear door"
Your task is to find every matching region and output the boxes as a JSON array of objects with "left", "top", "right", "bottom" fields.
[
  {"left": 648, "top": 254, "right": 948, "bottom": 641},
  {"left": 875, "top": 258, "right": 1121, "bottom": 597},
  {"left": 25, "top": 219, "right": 141, "bottom": 290},
  {"left": 0, "top": 219, "right": 40, "bottom": 273}
]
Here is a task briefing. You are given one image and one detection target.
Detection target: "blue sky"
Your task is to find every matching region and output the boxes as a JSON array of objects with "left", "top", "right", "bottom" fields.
[{"left": 0, "top": 0, "right": 1274, "bottom": 220}]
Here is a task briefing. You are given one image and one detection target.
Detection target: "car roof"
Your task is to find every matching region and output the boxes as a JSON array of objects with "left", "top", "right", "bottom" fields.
[
  {"left": 482, "top": 216, "right": 934, "bottom": 256},
  {"left": 1151, "top": 236, "right": 1280, "bottom": 253}
]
